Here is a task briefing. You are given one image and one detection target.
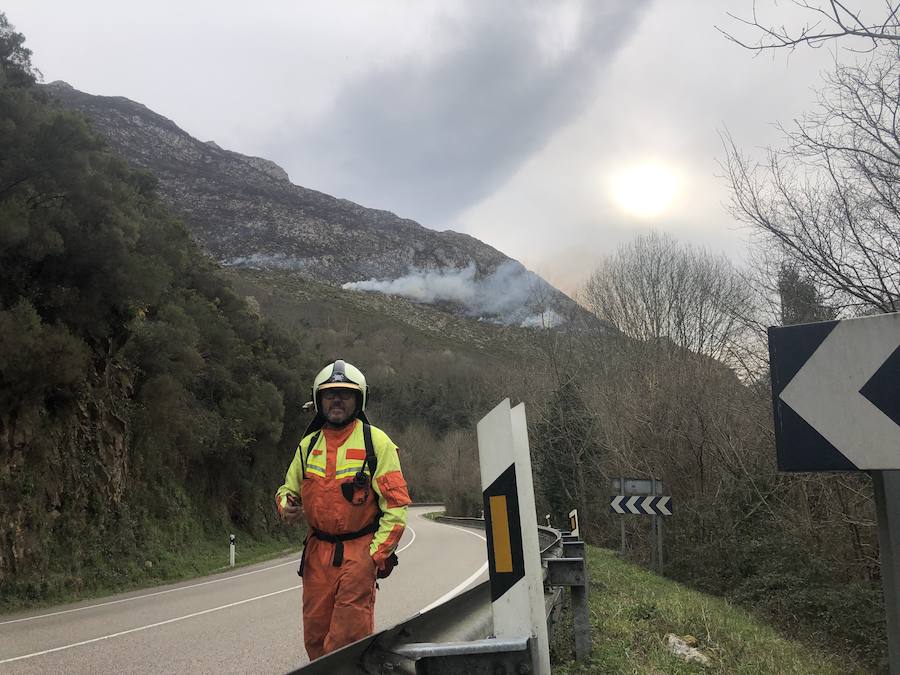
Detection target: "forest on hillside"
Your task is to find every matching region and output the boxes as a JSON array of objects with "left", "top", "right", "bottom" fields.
[
  {"left": 0, "top": 14, "right": 321, "bottom": 604},
  {"left": 1, "top": 13, "right": 898, "bottom": 672}
]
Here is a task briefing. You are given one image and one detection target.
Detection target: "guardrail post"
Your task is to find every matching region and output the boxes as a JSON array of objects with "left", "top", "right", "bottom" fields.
[
  {"left": 572, "top": 576, "right": 590, "bottom": 661},
  {"left": 547, "top": 548, "right": 591, "bottom": 662}
]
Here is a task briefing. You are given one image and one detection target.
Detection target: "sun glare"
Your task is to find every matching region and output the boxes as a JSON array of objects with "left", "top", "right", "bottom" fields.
[{"left": 609, "top": 161, "right": 681, "bottom": 219}]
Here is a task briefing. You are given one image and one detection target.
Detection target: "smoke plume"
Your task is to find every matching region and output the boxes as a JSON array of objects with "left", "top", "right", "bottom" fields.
[{"left": 342, "top": 261, "right": 562, "bottom": 327}]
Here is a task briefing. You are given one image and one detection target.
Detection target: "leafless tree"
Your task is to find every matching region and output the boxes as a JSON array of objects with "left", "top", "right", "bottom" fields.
[
  {"left": 717, "top": 246, "right": 841, "bottom": 382},
  {"left": 580, "top": 233, "right": 751, "bottom": 367},
  {"left": 724, "top": 46, "right": 900, "bottom": 314},
  {"left": 718, "top": 1, "right": 900, "bottom": 52}
]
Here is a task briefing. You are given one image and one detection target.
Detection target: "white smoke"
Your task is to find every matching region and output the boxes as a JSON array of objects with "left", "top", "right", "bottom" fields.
[
  {"left": 223, "top": 253, "right": 308, "bottom": 270},
  {"left": 342, "top": 260, "right": 562, "bottom": 327},
  {"left": 343, "top": 262, "right": 479, "bottom": 304}
]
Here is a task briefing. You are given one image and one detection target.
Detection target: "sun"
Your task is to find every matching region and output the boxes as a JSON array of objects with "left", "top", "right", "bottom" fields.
[{"left": 609, "top": 161, "right": 681, "bottom": 219}]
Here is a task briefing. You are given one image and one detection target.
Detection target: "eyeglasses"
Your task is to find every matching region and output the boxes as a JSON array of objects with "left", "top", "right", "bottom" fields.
[{"left": 321, "top": 389, "right": 355, "bottom": 401}]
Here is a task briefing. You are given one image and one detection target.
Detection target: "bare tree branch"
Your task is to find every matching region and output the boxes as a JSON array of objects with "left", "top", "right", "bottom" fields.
[
  {"left": 718, "top": 0, "right": 900, "bottom": 53},
  {"left": 723, "top": 47, "right": 900, "bottom": 315}
]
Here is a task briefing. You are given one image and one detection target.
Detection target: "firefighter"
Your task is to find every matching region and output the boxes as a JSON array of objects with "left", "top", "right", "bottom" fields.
[{"left": 276, "top": 360, "right": 411, "bottom": 660}]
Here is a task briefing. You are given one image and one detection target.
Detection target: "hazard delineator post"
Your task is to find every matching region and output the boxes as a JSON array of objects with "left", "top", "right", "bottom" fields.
[
  {"left": 477, "top": 399, "right": 551, "bottom": 675},
  {"left": 569, "top": 509, "right": 579, "bottom": 537}
]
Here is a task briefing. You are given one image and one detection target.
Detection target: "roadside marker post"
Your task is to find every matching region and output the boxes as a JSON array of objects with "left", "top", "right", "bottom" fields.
[
  {"left": 568, "top": 509, "right": 579, "bottom": 537},
  {"left": 619, "top": 476, "right": 626, "bottom": 556},
  {"left": 229, "top": 534, "right": 235, "bottom": 567},
  {"left": 478, "top": 399, "right": 551, "bottom": 675},
  {"left": 610, "top": 478, "right": 671, "bottom": 573},
  {"left": 651, "top": 478, "right": 662, "bottom": 574},
  {"left": 769, "top": 312, "right": 900, "bottom": 672}
]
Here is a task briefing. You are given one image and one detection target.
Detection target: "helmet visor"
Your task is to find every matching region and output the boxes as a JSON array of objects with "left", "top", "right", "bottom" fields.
[{"left": 318, "top": 382, "right": 361, "bottom": 392}]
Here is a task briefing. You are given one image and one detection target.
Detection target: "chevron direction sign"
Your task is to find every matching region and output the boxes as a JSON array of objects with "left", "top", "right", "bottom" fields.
[
  {"left": 769, "top": 312, "right": 900, "bottom": 471},
  {"left": 610, "top": 495, "right": 672, "bottom": 516}
]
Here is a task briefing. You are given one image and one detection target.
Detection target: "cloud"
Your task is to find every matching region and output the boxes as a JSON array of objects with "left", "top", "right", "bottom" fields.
[
  {"left": 272, "top": 0, "right": 649, "bottom": 225},
  {"left": 454, "top": 0, "right": 845, "bottom": 292}
]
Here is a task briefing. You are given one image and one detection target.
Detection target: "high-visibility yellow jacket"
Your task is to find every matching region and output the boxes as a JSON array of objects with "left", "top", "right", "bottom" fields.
[{"left": 275, "top": 419, "right": 411, "bottom": 565}]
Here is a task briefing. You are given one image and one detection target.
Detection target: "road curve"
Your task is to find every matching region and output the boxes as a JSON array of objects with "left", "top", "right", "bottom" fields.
[{"left": 0, "top": 506, "right": 488, "bottom": 674}]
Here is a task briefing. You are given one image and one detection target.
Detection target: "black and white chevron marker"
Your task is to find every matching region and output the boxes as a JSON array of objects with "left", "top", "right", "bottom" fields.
[
  {"left": 610, "top": 495, "right": 672, "bottom": 516},
  {"left": 769, "top": 312, "right": 900, "bottom": 471}
]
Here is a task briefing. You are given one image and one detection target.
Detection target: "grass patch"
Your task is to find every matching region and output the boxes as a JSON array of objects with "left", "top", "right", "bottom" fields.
[
  {"left": 0, "top": 528, "right": 304, "bottom": 615},
  {"left": 551, "top": 546, "right": 869, "bottom": 674}
]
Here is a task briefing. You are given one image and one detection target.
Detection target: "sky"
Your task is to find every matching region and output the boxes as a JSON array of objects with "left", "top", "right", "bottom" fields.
[{"left": 2, "top": 1, "right": 876, "bottom": 294}]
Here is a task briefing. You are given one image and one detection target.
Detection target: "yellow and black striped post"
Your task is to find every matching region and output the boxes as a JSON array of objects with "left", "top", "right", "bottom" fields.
[
  {"left": 569, "top": 509, "right": 579, "bottom": 537},
  {"left": 477, "top": 399, "right": 551, "bottom": 675},
  {"left": 483, "top": 464, "right": 525, "bottom": 601}
]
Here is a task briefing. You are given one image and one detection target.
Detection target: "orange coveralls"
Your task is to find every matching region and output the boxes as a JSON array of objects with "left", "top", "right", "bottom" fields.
[{"left": 276, "top": 420, "right": 410, "bottom": 659}]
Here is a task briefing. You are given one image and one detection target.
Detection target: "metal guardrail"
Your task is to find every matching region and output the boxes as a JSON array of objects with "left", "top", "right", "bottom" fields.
[
  {"left": 289, "top": 517, "right": 572, "bottom": 674},
  {"left": 438, "top": 515, "right": 568, "bottom": 652}
]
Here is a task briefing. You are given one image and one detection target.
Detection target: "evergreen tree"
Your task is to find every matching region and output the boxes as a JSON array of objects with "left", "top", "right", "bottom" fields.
[
  {"left": 0, "top": 16, "right": 314, "bottom": 605},
  {"left": 777, "top": 265, "right": 836, "bottom": 325}
]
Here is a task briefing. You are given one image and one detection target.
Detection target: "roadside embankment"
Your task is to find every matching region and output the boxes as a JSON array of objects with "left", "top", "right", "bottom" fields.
[{"left": 551, "top": 546, "right": 870, "bottom": 674}]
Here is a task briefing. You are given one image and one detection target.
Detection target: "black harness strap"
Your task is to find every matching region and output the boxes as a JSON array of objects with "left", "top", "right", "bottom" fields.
[
  {"left": 362, "top": 423, "right": 377, "bottom": 479},
  {"left": 300, "top": 431, "right": 322, "bottom": 479},
  {"left": 362, "top": 423, "right": 384, "bottom": 524},
  {"left": 311, "top": 521, "right": 380, "bottom": 566}
]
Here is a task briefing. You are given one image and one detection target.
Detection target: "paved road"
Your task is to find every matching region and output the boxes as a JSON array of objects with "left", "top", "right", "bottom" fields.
[{"left": 0, "top": 507, "right": 488, "bottom": 674}]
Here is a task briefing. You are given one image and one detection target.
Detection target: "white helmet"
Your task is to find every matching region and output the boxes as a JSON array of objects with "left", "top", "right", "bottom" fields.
[{"left": 311, "top": 360, "right": 368, "bottom": 414}]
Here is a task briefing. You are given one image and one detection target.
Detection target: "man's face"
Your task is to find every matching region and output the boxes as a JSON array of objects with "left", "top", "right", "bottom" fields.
[{"left": 321, "top": 387, "right": 357, "bottom": 425}]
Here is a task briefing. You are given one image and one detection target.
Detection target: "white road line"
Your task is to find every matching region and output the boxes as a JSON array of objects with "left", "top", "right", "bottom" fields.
[
  {"left": 418, "top": 523, "right": 488, "bottom": 613},
  {"left": 437, "top": 521, "right": 487, "bottom": 543},
  {"left": 0, "top": 557, "right": 302, "bottom": 626},
  {"left": 418, "top": 562, "right": 488, "bottom": 614},
  {"left": 0, "top": 584, "right": 303, "bottom": 665},
  {"left": 5, "top": 520, "right": 420, "bottom": 628},
  {"left": 396, "top": 523, "right": 416, "bottom": 553},
  {"left": 3, "top": 521, "right": 419, "bottom": 663},
  {"left": 3, "top": 514, "right": 422, "bottom": 663}
]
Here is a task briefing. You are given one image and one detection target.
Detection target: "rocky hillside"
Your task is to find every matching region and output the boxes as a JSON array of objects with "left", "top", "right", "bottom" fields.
[{"left": 41, "top": 81, "right": 577, "bottom": 324}]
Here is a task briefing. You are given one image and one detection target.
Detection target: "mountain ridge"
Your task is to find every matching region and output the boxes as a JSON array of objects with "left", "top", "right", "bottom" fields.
[{"left": 41, "top": 80, "right": 576, "bottom": 325}]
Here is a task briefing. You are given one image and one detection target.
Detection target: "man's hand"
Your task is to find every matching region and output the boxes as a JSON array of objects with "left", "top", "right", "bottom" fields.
[
  {"left": 281, "top": 495, "right": 304, "bottom": 525},
  {"left": 376, "top": 552, "right": 398, "bottom": 579}
]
